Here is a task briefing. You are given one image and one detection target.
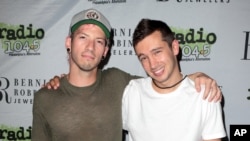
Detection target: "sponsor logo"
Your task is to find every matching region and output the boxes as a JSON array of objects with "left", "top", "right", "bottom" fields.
[
  {"left": 0, "top": 23, "right": 45, "bottom": 56},
  {"left": 0, "top": 77, "right": 46, "bottom": 104},
  {"left": 173, "top": 27, "right": 216, "bottom": 61},
  {"left": 111, "top": 28, "right": 134, "bottom": 56},
  {"left": 86, "top": 10, "right": 100, "bottom": 20},
  {"left": 242, "top": 31, "right": 250, "bottom": 60},
  {"left": 0, "top": 125, "right": 31, "bottom": 141}
]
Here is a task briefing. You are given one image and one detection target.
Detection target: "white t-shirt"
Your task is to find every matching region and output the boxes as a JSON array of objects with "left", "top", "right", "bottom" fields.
[{"left": 122, "top": 77, "right": 226, "bottom": 141}]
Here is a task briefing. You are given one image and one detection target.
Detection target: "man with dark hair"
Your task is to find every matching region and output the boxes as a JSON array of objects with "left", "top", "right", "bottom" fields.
[{"left": 122, "top": 19, "right": 226, "bottom": 141}]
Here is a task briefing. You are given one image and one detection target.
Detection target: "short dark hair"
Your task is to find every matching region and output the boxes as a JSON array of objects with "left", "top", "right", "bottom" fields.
[{"left": 132, "top": 19, "right": 175, "bottom": 48}]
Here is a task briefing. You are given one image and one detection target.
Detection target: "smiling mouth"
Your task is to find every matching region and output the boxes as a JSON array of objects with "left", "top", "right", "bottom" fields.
[{"left": 152, "top": 67, "right": 164, "bottom": 76}]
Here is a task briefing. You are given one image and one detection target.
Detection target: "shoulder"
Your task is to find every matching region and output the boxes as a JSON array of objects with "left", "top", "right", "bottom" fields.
[
  {"left": 33, "top": 88, "right": 53, "bottom": 112},
  {"left": 34, "top": 87, "right": 52, "bottom": 98},
  {"left": 34, "top": 87, "right": 56, "bottom": 103},
  {"left": 127, "top": 77, "right": 148, "bottom": 86},
  {"left": 184, "top": 77, "right": 205, "bottom": 89},
  {"left": 185, "top": 77, "right": 195, "bottom": 86},
  {"left": 34, "top": 78, "right": 65, "bottom": 102},
  {"left": 124, "top": 77, "right": 149, "bottom": 94},
  {"left": 102, "top": 67, "right": 141, "bottom": 80},
  {"left": 102, "top": 67, "right": 128, "bottom": 75},
  {"left": 182, "top": 77, "right": 205, "bottom": 97},
  {"left": 123, "top": 77, "right": 147, "bottom": 98}
]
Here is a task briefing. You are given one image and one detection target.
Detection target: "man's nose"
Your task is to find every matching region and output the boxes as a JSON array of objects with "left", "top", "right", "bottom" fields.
[
  {"left": 149, "top": 56, "right": 158, "bottom": 69},
  {"left": 86, "top": 40, "right": 95, "bottom": 51}
]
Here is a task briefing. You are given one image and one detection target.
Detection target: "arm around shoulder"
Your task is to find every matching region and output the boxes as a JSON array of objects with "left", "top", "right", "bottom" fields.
[{"left": 188, "top": 72, "right": 222, "bottom": 102}]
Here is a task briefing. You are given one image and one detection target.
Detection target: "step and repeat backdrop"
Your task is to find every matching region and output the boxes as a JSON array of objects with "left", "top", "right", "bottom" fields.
[{"left": 0, "top": 0, "right": 249, "bottom": 140}]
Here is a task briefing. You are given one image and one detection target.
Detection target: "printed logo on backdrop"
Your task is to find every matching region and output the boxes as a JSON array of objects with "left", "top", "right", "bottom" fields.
[
  {"left": 242, "top": 31, "right": 250, "bottom": 101},
  {"left": 156, "top": 0, "right": 230, "bottom": 3},
  {"left": 0, "top": 125, "right": 31, "bottom": 141},
  {"left": 242, "top": 31, "right": 250, "bottom": 60},
  {"left": 88, "top": 0, "right": 126, "bottom": 4},
  {"left": 0, "top": 23, "right": 45, "bottom": 56},
  {"left": 173, "top": 27, "right": 217, "bottom": 61},
  {"left": 0, "top": 77, "right": 46, "bottom": 105},
  {"left": 111, "top": 28, "right": 135, "bottom": 56}
]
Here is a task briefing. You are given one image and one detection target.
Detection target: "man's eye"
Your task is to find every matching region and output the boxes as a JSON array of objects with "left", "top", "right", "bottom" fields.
[
  {"left": 80, "top": 36, "right": 86, "bottom": 39},
  {"left": 96, "top": 40, "right": 106, "bottom": 46},
  {"left": 97, "top": 40, "right": 104, "bottom": 45},
  {"left": 154, "top": 50, "right": 161, "bottom": 55},
  {"left": 139, "top": 57, "right": 147, "bottom": 62}
]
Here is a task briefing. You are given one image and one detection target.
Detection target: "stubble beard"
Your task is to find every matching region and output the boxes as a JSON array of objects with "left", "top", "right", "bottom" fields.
[
  {"left": 79, "top": 62, "right": 97, "bottom": 72},
  {"left": 71, "top": 54, "right": 99, "bottom": 72}
]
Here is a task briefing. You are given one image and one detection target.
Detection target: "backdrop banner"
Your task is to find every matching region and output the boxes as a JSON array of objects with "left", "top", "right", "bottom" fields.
[{"left": 0, "top": 0, "right": 249, "bottom": 140}]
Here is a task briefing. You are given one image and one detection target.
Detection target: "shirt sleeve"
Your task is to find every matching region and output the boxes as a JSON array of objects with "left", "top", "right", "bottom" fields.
[
  {"left": 122, "top": 83, "right": 130, "bottom": 131},
  {"left": 201, "top": 99, "right": 226, "bottom": 140}
]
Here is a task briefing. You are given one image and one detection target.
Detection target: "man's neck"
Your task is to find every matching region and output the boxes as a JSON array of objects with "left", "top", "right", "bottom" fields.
[
  {"left": 152, "top": 72, "right": 184, "bottom": 94},
  {"left": 67, "top": 69, "right": 98, "bottom": 87}
]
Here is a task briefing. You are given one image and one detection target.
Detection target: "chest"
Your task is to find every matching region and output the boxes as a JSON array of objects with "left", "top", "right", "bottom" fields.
[
  {"left": 125, "top": 93, "right": 204, "bottom": 141},
  {"left": 43, "top": 89, "right": 123, "bottom": 135}
]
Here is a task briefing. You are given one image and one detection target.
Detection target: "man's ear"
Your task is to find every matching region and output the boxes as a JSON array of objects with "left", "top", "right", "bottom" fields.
[
  {"left": 65, "top": 36, "right": 72, "bottom": 51},
  {"left": 103, "top": 46, "right": 109, "bottom": 58},
  {"left": 172, "top": 39, "right": 180, "bottom": 56}
]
